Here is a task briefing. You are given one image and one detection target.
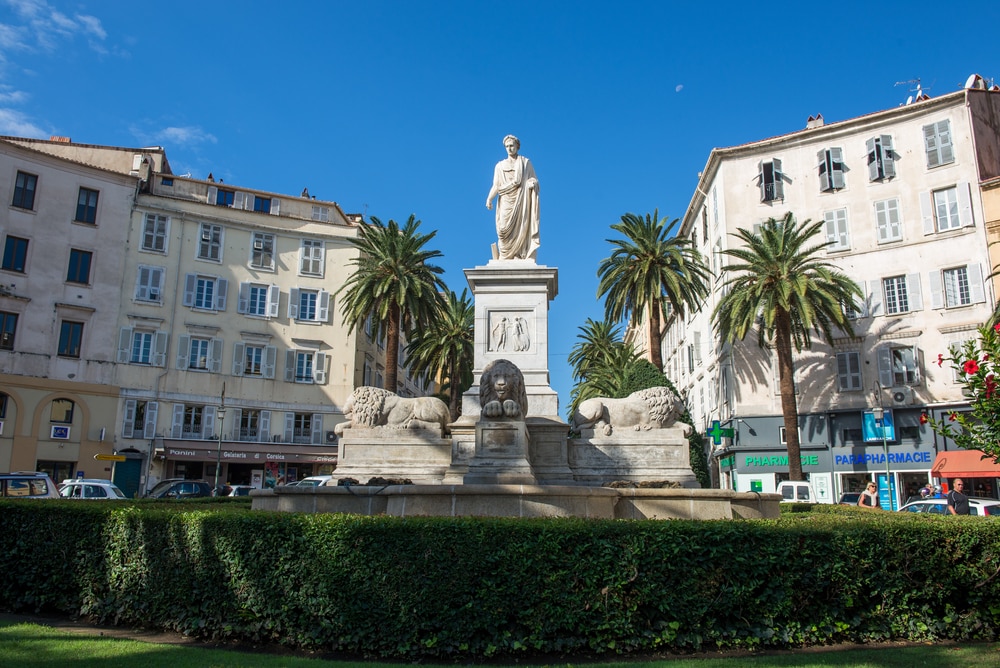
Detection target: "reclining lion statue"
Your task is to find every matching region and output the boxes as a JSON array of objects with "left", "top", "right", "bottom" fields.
[
  {"left": 334, "top": 386, "right": 450, "bottom": 437},
  {"left": 480, "top": 358, "right": 528, "bottom": 419},
  {"left": 571, "top": 386, "right": 689, "bottom": 436}
]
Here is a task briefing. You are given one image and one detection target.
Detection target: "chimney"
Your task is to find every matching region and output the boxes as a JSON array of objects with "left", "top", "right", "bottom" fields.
[
  {"left": 49, "top": 136, "right": 72, "bottom": 143},
  {"left": 806, "top": 114, "right": 824, "bottom": 129}
]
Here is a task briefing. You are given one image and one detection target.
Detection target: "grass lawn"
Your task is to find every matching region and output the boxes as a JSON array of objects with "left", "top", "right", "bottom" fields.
[{"left": 2, "top": 620, "right": 999, "bottom": 667}]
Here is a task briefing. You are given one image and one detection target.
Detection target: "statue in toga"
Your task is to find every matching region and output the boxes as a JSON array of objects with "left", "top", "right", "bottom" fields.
[{"left": 485, "top": 135, "right": 540, "bottom": 261}]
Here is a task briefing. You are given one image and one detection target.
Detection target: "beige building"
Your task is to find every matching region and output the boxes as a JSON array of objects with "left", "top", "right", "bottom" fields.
[{"left": 659, "top": 80, "right": 1000, "bottom": 506}]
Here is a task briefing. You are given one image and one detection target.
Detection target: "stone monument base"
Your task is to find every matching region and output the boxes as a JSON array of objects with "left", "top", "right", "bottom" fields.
[
  {"left": 569, "top": 429, "right": 698, "bottom": 487},
  {"left": 334, "top": 429, "right": 453, "bottom": 484},
  {"left": 464, "top": 421, "right": 536, "bottom": 484}
]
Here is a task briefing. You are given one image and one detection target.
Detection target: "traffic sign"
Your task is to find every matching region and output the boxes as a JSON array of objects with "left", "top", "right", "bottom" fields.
[{"left": 94, "top": 454, "right": 126, "bottom": 462}]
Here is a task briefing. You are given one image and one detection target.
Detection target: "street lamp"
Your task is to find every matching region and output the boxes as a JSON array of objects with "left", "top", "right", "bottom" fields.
[
  {"left": 213, "top": 404, "right": 226, "bottom": 496},
  {"left": 871, "top": 382, "right": 893, "bottom": 511}
]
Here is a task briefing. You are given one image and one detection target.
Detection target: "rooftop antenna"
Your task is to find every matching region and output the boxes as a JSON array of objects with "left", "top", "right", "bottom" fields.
[{"left": 895, "top": 78, "right": 928, "bottom": 105}]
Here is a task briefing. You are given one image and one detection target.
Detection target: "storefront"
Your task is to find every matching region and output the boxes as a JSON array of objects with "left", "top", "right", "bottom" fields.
[{"left": 930, "top": 449, "right": 1000, "bottom": 499}]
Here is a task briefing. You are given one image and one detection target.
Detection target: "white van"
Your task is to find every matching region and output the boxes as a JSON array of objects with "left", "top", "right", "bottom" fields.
[{"left": 776, "top": 481, "right": 818, "bottom": 503}]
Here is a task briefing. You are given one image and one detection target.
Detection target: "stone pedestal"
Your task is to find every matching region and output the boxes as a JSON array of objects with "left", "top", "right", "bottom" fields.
[
  {"left": 464, "top": 421, "right": 536, "bottom": 484},
  {"left": 334, "top": 429, "right": 453, "bottom": 484},
  {"left": 569, "top": 427, "right": 699, "bottom": 487}
]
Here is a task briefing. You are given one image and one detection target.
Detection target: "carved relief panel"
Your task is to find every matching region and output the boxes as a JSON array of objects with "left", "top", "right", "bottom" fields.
[{"left": 487, "top": 311, "right": 532, "bottom": 353}]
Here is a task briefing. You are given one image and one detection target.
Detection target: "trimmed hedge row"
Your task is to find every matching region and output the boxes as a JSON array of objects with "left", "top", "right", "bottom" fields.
[{"left": 1, "top": 501, "right": 998, "bottom": 659}]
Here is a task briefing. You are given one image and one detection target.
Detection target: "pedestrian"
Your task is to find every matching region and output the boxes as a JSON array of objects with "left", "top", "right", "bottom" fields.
[
  {"left": 857, "top": 482, "right": 880, "bottom": 509},
  {"left": 919, "top": 483, "right": 931, "bottom": 499},
  {"left": 947, "top": 478, "right": 971, "bottom": 515}
]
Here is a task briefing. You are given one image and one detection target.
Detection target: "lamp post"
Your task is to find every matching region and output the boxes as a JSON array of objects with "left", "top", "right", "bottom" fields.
[
  {"left": 213, "top": 387, "right": 226, "bottom": 496},
  {"left": 871, "top": 382, "right": 893, "bottom": 510}
]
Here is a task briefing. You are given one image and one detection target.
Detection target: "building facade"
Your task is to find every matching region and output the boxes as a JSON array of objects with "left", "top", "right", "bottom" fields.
[{"left": 661, "top": 82, "right": 1000, "bottom": 506}]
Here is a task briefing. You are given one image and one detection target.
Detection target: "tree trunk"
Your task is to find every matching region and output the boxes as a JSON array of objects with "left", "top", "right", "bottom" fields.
[
  {"left": 385, "top": 304, "right": 400, "bottom": 393},
  {"left": 448, "top": 354, "right": 461, "bottom": 421},
  {"left": 648, "top": 301, "right": 663, "bottom": 371},
  {"left": 775, "top": 310, "right": 804, "bottom": 481}
]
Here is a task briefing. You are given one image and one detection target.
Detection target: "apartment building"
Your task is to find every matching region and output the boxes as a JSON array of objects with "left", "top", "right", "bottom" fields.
[
  {"left": 2, "top": 137, "right": 433, "bottom": 494},
  {"left": 661, "top": 80, "right": 1000, "bottom": 506}
]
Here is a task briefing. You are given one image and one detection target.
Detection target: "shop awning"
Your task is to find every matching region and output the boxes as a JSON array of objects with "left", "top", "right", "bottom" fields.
[{"left": 931, "top": 450, "right": 1000, "bottom": 478}]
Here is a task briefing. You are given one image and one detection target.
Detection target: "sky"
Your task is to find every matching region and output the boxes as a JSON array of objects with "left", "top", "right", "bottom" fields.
[{"left": 1, "top": 0, "right": 998, "bottom": 412}]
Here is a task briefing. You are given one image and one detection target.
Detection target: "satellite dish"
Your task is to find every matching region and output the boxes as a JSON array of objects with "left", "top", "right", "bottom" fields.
[
  {"left": 966, "top": 73, "right": 980, "bottom": 89},
  {"left": 906, "top": 96, "right": 913, "bottom": 105}
]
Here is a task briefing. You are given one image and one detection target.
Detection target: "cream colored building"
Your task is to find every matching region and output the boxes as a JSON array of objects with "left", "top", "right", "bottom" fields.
[{"left": 660, "top": 82, "right": 1000, "bottom": 506}]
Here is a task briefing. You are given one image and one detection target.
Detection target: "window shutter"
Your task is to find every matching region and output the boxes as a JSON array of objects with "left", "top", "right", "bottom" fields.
[
  {"left": 267, "top": 285, "right": 280, "bottom": 318},
  {"left": 143, "top": 402, "right": 158, "bottom": 439},
  {"left": 234, "top": 191, "right": 247, "bottom": 209},
  {"left": 866, "top": 138, "right": 879, "bottom": 181},
  {"left": 311, "top": 414, "right": 323, "bottom": 444},
  {"left": 233, "top": 342, "right": 246, "bottom": 375},
  {"left": 868, "top": 280, "right": 883, "bottom": 316},
  {"left": 176, "top": 335, "right": 191, "bottom": 369},
  {"left": 183, "top": 274, "right": 197, "bottom": 306},
  {"left": 919, "top": 191, "right": 935, "bottom": 235},
  {"left": 957, "top": 182, "right": 974, "bottom": 227},
  {"left": 209, "top": 338, "right": 223, "bottom": 373},
  {"left": 911, "top": 345, "right": 922, "bottom": 385},
  {"left": 317, "top": 290, "right": 330, "bottom": 322},
  {"left": 877, "top": 346, "right": 894, "bottom": 388},
  {"left": 136, "top": 267, "right": 149, "bottom": 300},
  {"left": 929, "top": 270, "right": 944, "bottom": 309},
  {"left": 881, "top": 135, "right": 896, "bottom": 178},
  {"left": 284, "top": 349, "right": 296, "bottom": 382},
  {"left": 203, "top": 405, "right": 216, "bottom": 440},
  {"left": 215, "top": 279, "right": 228, "bottom": 311},
  {"left": 270, "top": 198, "right": 280, "bottom": 216},
  {"left": 772, "top": 159, "right": 783, "bottom": 199},
  {"left": 117, "top": 327, "right": 132, "bottom": 363},
  {"left": 818, "top": 149, "right": 830, "bottom": 191},
  {"left": 259, "top": 410, "right": 271, "bottom": 442},
  {"left": 757, "top": 160, "right": 765, "bottom": 201},
  {"left": 830, "top": 148, "right": 845, "bottom": 189},
  {"left": 122, "top": 399, "right": 136, "bottom": 438},
  {"left": 284, "top": 412, "right": 295, "bottom": 442},
  {"left": 263, "top": 345, "right": 277, "bottom": 379},
  {"left": 288, "top": 288, "right": 300, "bottom": 319},
  {"left": 153, "top": 332, "right": 168, "bottom": 367},
  {"left": 237, "top": 282, "right": 250, "bottom": 314},
  {"left": 924, "top": 123, "right": 940, "bottom": 168},
  {"left": 225, "top": 408, "right": 240, "bottom": 440},
  {"left": 314, "top": 352, "right": 327, "bottom": 384},
  {"left": 968, "top": 264, "right": 986, "bottom": 304},
  {"left": 171, "top": 404, "right": 185, "bottom": 439},
  {"left": 207, "top": 185, "right": 218, "bottom": 205},
  {"left": 906, "top": 274, "right": 923, "bottom": 311},
  {"left": 937, "top": 121, "right": 954, "bottom": 165}
]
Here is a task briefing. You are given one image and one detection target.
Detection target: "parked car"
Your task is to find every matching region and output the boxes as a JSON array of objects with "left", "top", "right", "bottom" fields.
[
  {"left": 59, "top": 479, "right": 127, "bottom": 500},
  {"left": 897, "top": 498, "right": 1000, "bottom": 516},
  {"left": 228, "top": 485, "right": 255, "bottom": 497},
  {"left": 293, "top": 475, "right": 334, "bottom": 487},
  {"left": 0, "top": 471, "right": 59, "bottom": 498},
  {"left": 838, "top": 492, "right": 861, "bottom": 506},
  {"left": 777, "top": 481, "right": 818, "bottom": 503},
  {"left": 146, "top": 479, "right": 213, "bottom": 499}
]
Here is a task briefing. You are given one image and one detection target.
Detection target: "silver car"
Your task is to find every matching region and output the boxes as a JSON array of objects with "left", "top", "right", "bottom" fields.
[
  {"left": 59, "top": 479, "right": 127, "bottom": 500},
  {"left": 897, "top": 498, "right": 1000, "bottom": 516}
]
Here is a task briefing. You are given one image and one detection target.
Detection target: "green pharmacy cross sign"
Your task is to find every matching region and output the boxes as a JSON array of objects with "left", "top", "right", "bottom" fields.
[{"left": 708, "top": 420, "right": 734, "bottom": 445}]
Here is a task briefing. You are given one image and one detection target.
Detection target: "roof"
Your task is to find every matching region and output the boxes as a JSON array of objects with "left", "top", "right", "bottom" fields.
[{"left": 931, "top": 449, "right": 1000, "bottom": 478}]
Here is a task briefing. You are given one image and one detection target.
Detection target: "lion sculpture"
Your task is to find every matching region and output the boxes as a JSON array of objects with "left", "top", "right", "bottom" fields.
[
  {"left": 334, "top": 386, "right": 451, "bottom": 437},
  {"left": 571, "top": 386, "right": 688, "bottom": 436},
  {"left": 479, "top": 359, "right": 529, "bottom": 419}
]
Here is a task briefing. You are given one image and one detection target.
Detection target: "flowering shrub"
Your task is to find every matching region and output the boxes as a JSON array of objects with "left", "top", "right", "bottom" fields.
[{"left": 924, "top": 323, "right": 1000, "bottom": 463}]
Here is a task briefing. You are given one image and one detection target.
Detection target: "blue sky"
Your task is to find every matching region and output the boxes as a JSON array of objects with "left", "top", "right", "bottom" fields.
[{"left": 1, "top": 0, "right": 998, "bottom": 411}]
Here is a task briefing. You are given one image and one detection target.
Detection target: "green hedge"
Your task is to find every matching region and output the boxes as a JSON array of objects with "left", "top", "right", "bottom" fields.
[{"left": 2, "top": 501, "right": 998, "bottom": 659}]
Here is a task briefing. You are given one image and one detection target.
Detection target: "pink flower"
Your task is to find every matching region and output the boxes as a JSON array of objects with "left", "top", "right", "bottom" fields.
[
  {"left": 919, "top": 413, "right": 929, "bottom": 425},
  {"left": 936, "top": 354, "right": 945, "bottom": 367},
  {"left": 986, "top": 374, "right": 997, "bottom": 400},
  {"left": 963, "top": 359, "right": 980, "bottom": 375},
  {"left": 994, "top": 322, "right": 1000, "bottom": 333}
]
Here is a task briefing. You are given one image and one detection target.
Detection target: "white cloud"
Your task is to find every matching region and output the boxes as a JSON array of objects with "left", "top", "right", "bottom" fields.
[
  {"left": 0, "top": 85, "right": 28, "bottom": 103},
  {"left": 675, "top": 84, "right": 684, "bottom": 93},
  {"left": 131, "top": 124, "right": 218, "bottom": 148},
  {"left": 0, "top": 0, "right": 107, "bottom": 53},
  {"left": 0, "top": 107, "right": 47, "bottom": 137}
]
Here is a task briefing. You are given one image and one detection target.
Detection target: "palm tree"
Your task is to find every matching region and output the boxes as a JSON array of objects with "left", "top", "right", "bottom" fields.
[
  {"left": 567, "top": 319, "right": 644, "bottom": 421},
  {"left": 568, "top": 318, "right": 623, "bottom": 382},
  {"left": 404, "top": 289, "right": 475, "bottom": 420},
  {"left": 712, "top": 212, "right": 863, "bottom": 481},
  {"left": 337, "top": 215, "right": 446, "bottom": 393},
  {"left": 597, "top": 210, "right": 711, "bottom": 370}
]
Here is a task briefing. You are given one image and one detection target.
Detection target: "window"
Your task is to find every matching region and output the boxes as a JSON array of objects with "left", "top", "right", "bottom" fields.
[
  {"left": 175, "top": 335, "right": 222, "bottom": 372},
  {"left": 253, "top": 196, "right": 271, "bottom": 213},
  {"left": 883, "top": 275, "right": 910, "bottom": 315},
  {"left": 142, "top": 214, "right": 169, "bottom": 252},
  {"left": 363, "top": 355, "right": 374, "bottom": 386},
  {"left": 11, "top": 171, "right": 37, "bottom": 210},
  {"left": 198, "top": 223, "right": 223, "bottom": 261},
  {"left": 215, "top": 188, "right": 235, "bottom": 207},
  {"left": 117, "top": 327, "right": 168, "bottom": 366},
  {"left": 131, "top": 330, "right": 154, "bottom": 364},
  {"left": 2, "top": 236, "right": 28, "bottom": 272},
  {"left": 237, "top": 282, "right": 278, "bottom": 317},
  {"left": 866, "top": 135, "right": 895, "bottom": 181},
  {"left": 931, "top": 265, "right": 986, "bottom": 309},
  {"left": 878, "top": 344, "right": 920, "bottom": 386},
  {"left": 50, "top": 399, "right": 74, "bottom": 423},
  {"left": 836, "top": 352, "right": 863, "bottom": 391},
  {"left": 0, "top": 311, "right": 17, "bottom": 350},
  {"left": 286, "top": 412, "right": 320, "bottom": 445},
  {"left": 757, "top": 159, "right": 783, "bottom": 202},
  {"left": 182, "top": 274, "right": 228, "bottom": 311},
  {"left": 300, "top": 239, "right": 324, "bottom": 276},
  {"left": 364, "top": 313, "right": 374, "bottom": 339},
  {"left": 135, "top": 265, "right": 165, "bottom": 303},
  {"left": 288, "top": 288, "right": 329, "bottom": 322},
  {"left": 250, "top": 233, "right": 275, "bottom": 270},
  {"left": 188, "top": 337, "right": 211, "bottom": 370},
  {"left": 66, "top": 249, "right": 92, "bottom": 284},
  {"left": 818, "top": 148, "right": 845, "bottom": 191},
  {"left": 238, "top": 409, "right": 264, "bottom": 441},
  {"left": 923, "top": 119, "right": 954, "bottom": 168},
  {"left": 179, "top": 405, "right": 204, "bottom": 439},
  {"left": 75, "top": 187, "right": 99, "bottom": 223},
  {"left": 57, "top": 321, "right": 83, "bottom": 358},
  {"left": 874, "top": 199, "right": 902, "bottom": 243},
  {"left": 232, "top": 343, "right": 276, "bottom": 378},
  {"left": 823, "top": 209, "right": 849, "bottom": 251},
  {"left": 934, "top": 187, "right": 961, "bottom": 231},
  {"left": 921, "top": 183, "right": 972, "bottom": 234},
  {"left": 311, "top": 206, "right": 329, "bottom": 222},
  {"left": 285, "top": 350, "right": 327, "bottom": 384}
]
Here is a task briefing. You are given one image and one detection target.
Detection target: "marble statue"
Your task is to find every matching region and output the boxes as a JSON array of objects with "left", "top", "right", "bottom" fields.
[
  {"left": 571, "top": 387, "right": 689, "bottom": 436},
  {"left": 334, "top": 386, "right": 451, "bottom": 437},
  {"left": 485, "top": 135, "right": 540, "bottom": 261},
  {"left": 479, "top": 359, "right": 529, "bottom": 419}
]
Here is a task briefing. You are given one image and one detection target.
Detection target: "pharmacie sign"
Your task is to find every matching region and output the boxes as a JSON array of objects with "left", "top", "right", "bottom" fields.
[
  {"left": 835, "top": 451, "right": 932, "bottom": 465},
  {"left": 744, "top": 454, "right": 820, "bottom": 467}
]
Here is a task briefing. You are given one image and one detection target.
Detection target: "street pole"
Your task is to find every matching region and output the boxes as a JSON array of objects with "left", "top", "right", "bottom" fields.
[
  {"left": 872, "top": 382, "right": 893, "bottom": 511},
  {"left": 213, "top": 384, "right": 226, "bottom": 496}
]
